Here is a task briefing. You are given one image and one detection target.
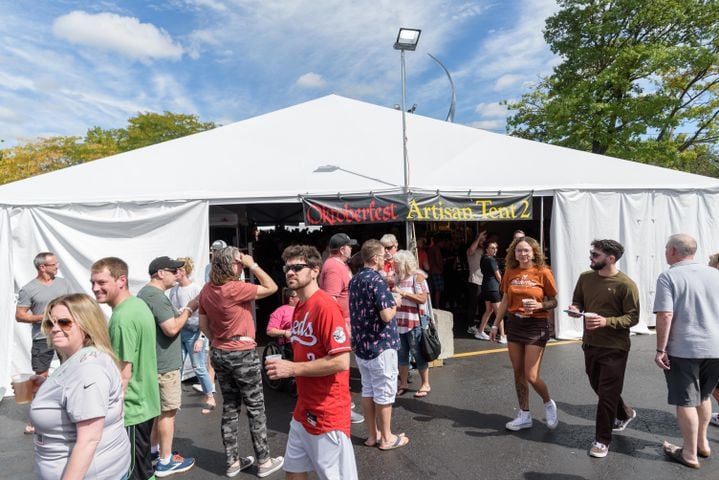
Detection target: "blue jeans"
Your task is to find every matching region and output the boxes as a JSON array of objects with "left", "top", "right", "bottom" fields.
[
  {"left": 181, "top": 328, "right": 214, "bottom": 394},
  {"left": 398, "top": 327, "right": 428, "bottom": 371}
]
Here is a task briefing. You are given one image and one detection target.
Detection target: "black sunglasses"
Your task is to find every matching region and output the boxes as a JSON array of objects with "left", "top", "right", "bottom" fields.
[
  {"left": 43, "top": 317, "right": 74, "bottom": 332},
  {"left": 283, "top": 263, "right": 310, "bottom": 273},
  {"left": 162, "top": 268, "right": 179, "bottom": 274},
  {"left": 589, "top": 251, "right": 603, "bottom": 258}
]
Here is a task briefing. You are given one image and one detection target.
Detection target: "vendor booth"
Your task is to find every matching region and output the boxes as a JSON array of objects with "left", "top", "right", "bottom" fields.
[{"left": 1, "top": 94, "right": 718, "bottom": 393}]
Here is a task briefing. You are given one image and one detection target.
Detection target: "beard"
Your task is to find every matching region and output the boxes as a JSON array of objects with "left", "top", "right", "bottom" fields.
[{"left": 590, "top": 260, "right": 606, "bottom": 271}]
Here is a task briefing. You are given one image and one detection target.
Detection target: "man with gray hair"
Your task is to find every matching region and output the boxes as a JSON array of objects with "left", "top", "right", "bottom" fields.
[
  {"left": 654, "top": 233, "right": 719, "bottom": 469},
  {"left": 15, "top": 252, "right": 72, "bottom": 434}
]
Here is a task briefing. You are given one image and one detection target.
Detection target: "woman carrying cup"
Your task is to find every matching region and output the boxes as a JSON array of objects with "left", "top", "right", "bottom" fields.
[
  {"left": 490, "top": 236, "right": 559, "bottom": 431},
  {"left": 26, "top": 293, "right": 130, "bottom": 479}
]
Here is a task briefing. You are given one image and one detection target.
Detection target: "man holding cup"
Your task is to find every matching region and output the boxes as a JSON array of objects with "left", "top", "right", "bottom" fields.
[
  {"left": 266, "top": 245, "right": 357, "bottom": 479},
  {"left": 567, "top": 239, "right": 639, "bottom": 459}
]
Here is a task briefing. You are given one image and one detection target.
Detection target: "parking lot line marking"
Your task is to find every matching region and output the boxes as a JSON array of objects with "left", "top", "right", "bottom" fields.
[{"left": 451, "top": 340, "right": 580, "bottom": 358}]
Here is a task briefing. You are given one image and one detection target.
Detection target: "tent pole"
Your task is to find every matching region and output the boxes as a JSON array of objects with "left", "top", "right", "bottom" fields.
[{"left": 540, "top": 196, "right": 545, "bottom": 251}]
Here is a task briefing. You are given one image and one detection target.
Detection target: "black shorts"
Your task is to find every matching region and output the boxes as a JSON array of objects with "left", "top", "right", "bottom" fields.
[
  {"left": 31, "top": 338, "right": 55, "bottom": 373},
  {"left": 664, "top": 357, "right": 719, "bottom": 407},
  {"left": 126, "top": 417, "right": 156, "bottom": 480},
  {"left": 481, "top": 290, "right": 501, "bottom": 303}
]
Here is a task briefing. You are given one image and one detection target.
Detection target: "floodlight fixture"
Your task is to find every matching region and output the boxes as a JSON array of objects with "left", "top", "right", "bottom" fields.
[{"left": 394, "top": 28, "right": 421, "bottom": 51}]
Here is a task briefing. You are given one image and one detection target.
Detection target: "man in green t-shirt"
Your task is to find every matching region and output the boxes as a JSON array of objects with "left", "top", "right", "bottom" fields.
[
  {"left": 91, "top": 257, "right": 160, "bottom": 480},
  {"left": 567, "top": 239, "right": 639, "bottom": 460},
  {"left": 137, "top": 256, "right": 198, "bottom": 477}
]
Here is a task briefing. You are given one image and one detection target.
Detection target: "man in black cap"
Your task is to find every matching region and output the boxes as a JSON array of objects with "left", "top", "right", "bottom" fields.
[
  {"left": 138, "top": 256, "right": 199, "bottom": 477},
  {"left": 320, "top": 233, "right": 365, "bottom": 424}
]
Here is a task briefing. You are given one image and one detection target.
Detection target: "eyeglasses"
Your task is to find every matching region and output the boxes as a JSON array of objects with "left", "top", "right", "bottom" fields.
[
  {"left": 283, "top": 264, "right": 310, "bottom": 273},
  {"left": 43, "top": 317, "right": 74, "bottom": 332},
  {"left": 589, "top": 251, "right": 603, "bottom": 258},
  {"left": 43, "top": 263, "right": 58, "bottom": 267},
  {"left": 384, "top": 245, "right": 397, "bottom": 250}
]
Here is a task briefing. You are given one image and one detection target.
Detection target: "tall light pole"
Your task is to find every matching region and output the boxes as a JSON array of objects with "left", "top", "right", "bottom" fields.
[{"left": 394, "top": 28, "right": 421, "bottom": 253}]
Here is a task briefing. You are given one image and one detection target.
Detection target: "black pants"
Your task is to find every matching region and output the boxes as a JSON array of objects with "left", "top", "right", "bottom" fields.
[
  {"left": 465, "top": 282, "right": 484, "bottom": 328},
  {"left": 583, "top": 344, "right": 632, "bottom": 445},
  {"left": 126, "top": 417, "right": 155, "bottom": 480}
]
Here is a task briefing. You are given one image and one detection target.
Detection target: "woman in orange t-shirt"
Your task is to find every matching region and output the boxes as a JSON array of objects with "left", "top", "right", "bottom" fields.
[{"left": 490, "top": 236, "right": 559, "bottom": 432}]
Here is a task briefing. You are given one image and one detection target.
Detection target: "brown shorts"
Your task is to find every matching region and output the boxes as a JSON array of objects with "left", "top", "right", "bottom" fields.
[
  {"left": 506, "top": 314, "right": 550, "bottom": 347},
  {"left": 158, "top": 370, "right": 181, "bottom": 412}
]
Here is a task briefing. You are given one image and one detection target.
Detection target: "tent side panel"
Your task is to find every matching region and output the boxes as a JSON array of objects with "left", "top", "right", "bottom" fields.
[{"left": 4, "top": 200, "right": 209, "bottom": 395}]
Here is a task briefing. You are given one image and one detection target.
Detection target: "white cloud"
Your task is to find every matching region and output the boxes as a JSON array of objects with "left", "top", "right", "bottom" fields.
[
  {"left": 494, "top": 73, "right": 523, "bottom": 91},
  {"left": 189, "top": 0, "right": 227, "bottom": 12},
  {"left": 52, "top": 11, "right": 184, "bottom": 62},
  {"left": 475, "top": 101, "right": 507, "bottom": 118},
  {"left": 296, "top": 72, "right": 327, "bottom": 89}
]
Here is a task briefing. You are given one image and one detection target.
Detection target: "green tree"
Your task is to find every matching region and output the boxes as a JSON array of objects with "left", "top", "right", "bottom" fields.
[
  {"left": 0, "top": 112, "right": 216, "bottom": 185},
  {"left": 506, "top": 0, "right": 719, "bottom": 176}
]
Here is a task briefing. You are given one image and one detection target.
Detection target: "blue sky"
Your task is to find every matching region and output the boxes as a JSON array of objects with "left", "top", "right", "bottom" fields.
[{"left": 0, "top": 0, "right": 560, "bottom": 148}]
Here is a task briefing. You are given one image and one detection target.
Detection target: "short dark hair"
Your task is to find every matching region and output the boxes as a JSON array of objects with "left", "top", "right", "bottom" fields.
[
  {"left": 591, "top": 239, "right": 624, "bottom": 261},
  {"left": 281, "top": 245, "right": 322, "bottom": 269}
]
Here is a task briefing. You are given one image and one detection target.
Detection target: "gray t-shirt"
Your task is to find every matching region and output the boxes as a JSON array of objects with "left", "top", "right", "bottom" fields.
[
  {"left": 138, "top": 284, "right": 181, "bottom": 373},
  {"left": 17, "top": 277, "right": 72, "bottom": 340},
  {"left": 30, "top": 347, "right": 130, "bottom": 479},
  {"left": 169, "top": 282, "right": 201, "bottom": 330},
  {"left": 653, "top": 260, "right": 719, "bottom": 358}
]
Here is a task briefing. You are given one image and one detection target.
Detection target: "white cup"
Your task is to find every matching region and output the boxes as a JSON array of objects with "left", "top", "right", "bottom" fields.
[
  {"left": 522, "top": 298, "right": 534, "bottom": 309},
  {"left": 265, "top": 354, "right": 282, "bottom": 363}
]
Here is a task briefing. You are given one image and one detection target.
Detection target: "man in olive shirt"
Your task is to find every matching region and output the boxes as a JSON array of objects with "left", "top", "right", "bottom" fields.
[
  {"left": 91, "top": 257, "right": 160, "bottom": 480},
  {"left": 568, "top": 239, "right": 639, "bottom": 459},
  {"left": 138, "top": 256, "right": 198, "bottom": 477}
]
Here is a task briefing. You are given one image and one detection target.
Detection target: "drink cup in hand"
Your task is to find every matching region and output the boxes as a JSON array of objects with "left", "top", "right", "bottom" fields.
[
  {"left": 265, "top": 354, "right": 282, "bottom": 365},
  {"left": 11, "top": 373, "right": 35, "bottom": 404},
  {"left": 522, "top": 298, "right": 534, "bottom": 313}
]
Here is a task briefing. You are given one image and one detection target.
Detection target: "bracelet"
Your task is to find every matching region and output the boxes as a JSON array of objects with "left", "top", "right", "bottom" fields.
[
  {"left": 180, "top": 306, "right": 192, "bottom": 314},
  {"left": 656, "top": 349, "right": 665, "bottom": 354}
]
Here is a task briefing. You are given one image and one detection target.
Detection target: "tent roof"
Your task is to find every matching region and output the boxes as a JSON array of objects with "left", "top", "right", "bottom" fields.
[{"left": 1, "top": 94, "right": 717, "bottom": 206}]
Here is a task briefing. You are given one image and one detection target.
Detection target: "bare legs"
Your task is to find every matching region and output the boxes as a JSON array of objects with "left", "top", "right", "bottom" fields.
[
  {"left": 675, "top": 399, "right": 712, "bottom": 463},
  {"left": 478, "top": 301, "right": 504, "bottom": 337},
  {"left": 507, "top": 342, "right": 550, "bottom": 410}
]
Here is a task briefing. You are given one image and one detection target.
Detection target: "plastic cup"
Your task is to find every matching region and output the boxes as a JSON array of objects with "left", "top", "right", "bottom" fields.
[
  {"left": 522, "top": 298, "right": 533, "bottom": 309},
  {"left": 11, "top": 373, "right": 34, "bottom": 404},
  {"left": 265, "top": 354, "right": 282, "bottom": 363}
]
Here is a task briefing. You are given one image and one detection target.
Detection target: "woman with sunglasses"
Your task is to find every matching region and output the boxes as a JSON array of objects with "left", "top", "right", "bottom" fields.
[
  {"left": 27, "top": 293, "right": 130, "bottom": 480},
  {"left": 490, "top": 236, "right": 559, "bottom": 431},
  {"left": 198, "top": 246, "right": 285, "bottom": 478}
]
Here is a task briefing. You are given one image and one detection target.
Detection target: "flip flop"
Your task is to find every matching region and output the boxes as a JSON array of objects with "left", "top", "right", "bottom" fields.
[
  {"left": 397, "top": 387, "right": 409, "bottom": 396},
  {"left": 663, "top": 442, "right": 700, "bottom": 469},
  {"left": 414, "top": 389, "right": 430, "bottom": 398},
  {"left": 23, "top": 424, "right": 35, "bottom": 435},
  {"left": 378, "top": 434, "right": 409, "bottom": 451},
  {"left": 201, "top": 402, "right": 216, "bottom": 415},
  {"left": 363, "top": 439, "right": 378, "bottom": 447}
]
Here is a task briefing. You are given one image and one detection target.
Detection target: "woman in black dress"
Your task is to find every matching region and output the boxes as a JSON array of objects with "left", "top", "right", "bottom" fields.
[{"left": 475, "top": 241, "right": 505, "bottom": 343}]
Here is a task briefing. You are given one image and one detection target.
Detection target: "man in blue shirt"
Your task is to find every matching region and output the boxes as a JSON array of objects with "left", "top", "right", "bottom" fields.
[{"left": 349, "top": 239, "right": 408, "bottom": 451}]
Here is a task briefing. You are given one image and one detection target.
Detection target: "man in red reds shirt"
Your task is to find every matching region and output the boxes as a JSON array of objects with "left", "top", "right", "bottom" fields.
[{"left": 266, "top": 245, "right": 358, "bottom": 480}]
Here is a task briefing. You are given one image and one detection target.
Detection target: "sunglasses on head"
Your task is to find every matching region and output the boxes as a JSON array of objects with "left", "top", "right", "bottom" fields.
[
  {"left": 43, "top": 317, "right": 74, "bottom": 332},
  {"left": 283, "top": 263, "right": 310, "bottom": 273}
]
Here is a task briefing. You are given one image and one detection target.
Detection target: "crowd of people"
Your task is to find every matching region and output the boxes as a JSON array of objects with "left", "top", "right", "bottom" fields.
[{"left": 10, "top": 230, "right": 719, "bottom": 478}]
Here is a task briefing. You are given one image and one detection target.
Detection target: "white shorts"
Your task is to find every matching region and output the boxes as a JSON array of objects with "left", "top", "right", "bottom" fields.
[
  {"left": 355, "top": 349, "right": 398, "bottom": 405},
  {"left": 283, "top": 418, "right": 358, "bottom": 480}
]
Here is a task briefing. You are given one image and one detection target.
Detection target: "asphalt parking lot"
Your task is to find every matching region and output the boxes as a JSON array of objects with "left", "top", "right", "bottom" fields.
[{"left": 2, "top": 333, "right": 717, "bottom": 479}]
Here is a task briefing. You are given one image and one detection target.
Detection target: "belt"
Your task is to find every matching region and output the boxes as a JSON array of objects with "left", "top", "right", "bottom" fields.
[{"left": 229, "top": 335, "right": 255, "bottom": 343}]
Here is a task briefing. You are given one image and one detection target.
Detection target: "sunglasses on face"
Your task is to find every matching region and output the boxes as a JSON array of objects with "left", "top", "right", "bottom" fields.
[
  {"left": 589, "top": 251, "right": 603, "bottom": 258},
  {"left": 283, "top": 263, "right": 310, "bottom": 273},
  {"left": 43, "top": 317, "right": 74, "bottom": 332},
  {"left": 163, "top": 268, "right": 179, "bottom": 274}
]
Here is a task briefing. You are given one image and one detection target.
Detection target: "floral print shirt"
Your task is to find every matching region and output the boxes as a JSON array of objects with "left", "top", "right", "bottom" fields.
[{"left": 349, "top": 267, "right": 399, "bottom": 360}]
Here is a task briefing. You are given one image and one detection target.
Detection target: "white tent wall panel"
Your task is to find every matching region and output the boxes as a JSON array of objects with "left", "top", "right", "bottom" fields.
[
  {"left": 2, "top": 200, "right": 209, "bottom": 395},
  {"left": 551, "top": 189, "right": 719, "bottom": 340}
]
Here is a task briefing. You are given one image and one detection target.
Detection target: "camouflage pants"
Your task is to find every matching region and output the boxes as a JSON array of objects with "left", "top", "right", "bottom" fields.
[{"left": 211, "top": 348, "right": 271, "bottom": 466}]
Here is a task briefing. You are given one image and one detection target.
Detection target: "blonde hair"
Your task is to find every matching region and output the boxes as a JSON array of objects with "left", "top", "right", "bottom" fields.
[
  {"left": 394, "top": 250, "right": 420, "bottom": 281},
  {"left": 177, "top": 256, "right": 194, "bottom": 277},
  {"left": 43, "top": 293, "right": 121, "bottom": 371}
]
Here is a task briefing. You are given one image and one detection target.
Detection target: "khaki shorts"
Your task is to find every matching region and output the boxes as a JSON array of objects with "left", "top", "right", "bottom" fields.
[{"left": 158, "top": 370, "right": 181, "bottom": 412}]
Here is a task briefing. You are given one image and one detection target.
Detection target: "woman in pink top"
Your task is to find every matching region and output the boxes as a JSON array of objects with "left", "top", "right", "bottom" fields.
[{"left": 266, "top": 288, "right": 299, "bottom": 347}]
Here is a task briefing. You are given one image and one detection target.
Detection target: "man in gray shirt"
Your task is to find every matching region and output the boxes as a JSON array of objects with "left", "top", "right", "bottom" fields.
[
  {"left": 138, "top": 256, "right": 198, "bottom": 477},
  {"left": 15, "top": 252, "right": 71, "bottom": 434},
  {"left": 653, "top": 233, "right": 719, "bottom": 469}
]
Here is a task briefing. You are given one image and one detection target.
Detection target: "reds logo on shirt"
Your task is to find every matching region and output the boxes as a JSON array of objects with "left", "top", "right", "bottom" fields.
[
  {"left": 291, "top": 312, "right": 318, "bottom": 346},
  {"left": 332, "top": 326, "right": 347, "bottom": 344}
]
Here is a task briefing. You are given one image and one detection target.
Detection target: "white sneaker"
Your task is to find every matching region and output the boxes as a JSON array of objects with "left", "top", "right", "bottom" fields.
[
  {"left": 498, "top": 335, "right": 508, "bottom": 345},
  {"left": 545, "top": 399, "right": 558, "bottom": 430},
  {"left": 711, "top": 412, "right": 719, "bottom": 427},
  {"left": 474, "top": 332, "right": 490, "bottom": 341},
  {"left": 589, "top": 441, "right": 608, "bottom": 458},
  {"left": 350, "top": 410, "right": 365, "bottom": 424},
  {"left": 612, "top": 409, "right": 636, "bottom": 432},
  {"left": 192, "top": 383, "right": 203, "bottom": 393},
  {"left": 467, "top": 325, "right": 479, "bottom": 335},
  {"left": 505, "top": 410, "right": 533, "bottom": 431}
]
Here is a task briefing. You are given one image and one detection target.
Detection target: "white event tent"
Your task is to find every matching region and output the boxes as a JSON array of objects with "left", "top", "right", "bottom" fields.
[{"left": 2, "top": 94, "right": 718, "bottom": 393}]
